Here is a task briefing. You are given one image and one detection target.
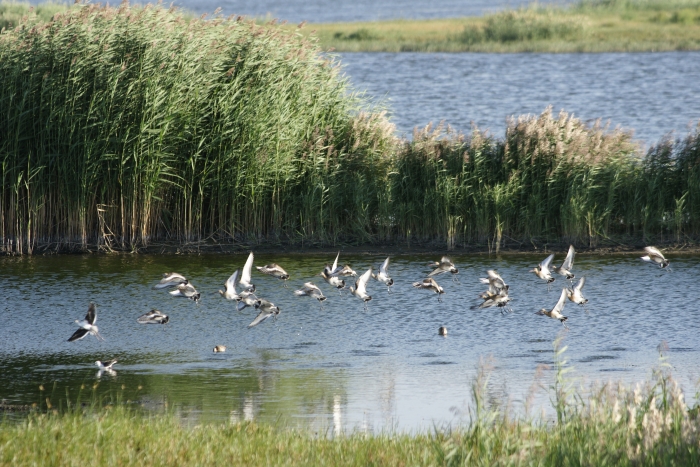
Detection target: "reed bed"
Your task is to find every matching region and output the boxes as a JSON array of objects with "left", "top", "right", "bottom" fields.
[
  {"left": 2, "top": 345, "right": 699, "bottom": 466},
  {"left": 2, "top": 3, "right": 700, "bottom": 254}
]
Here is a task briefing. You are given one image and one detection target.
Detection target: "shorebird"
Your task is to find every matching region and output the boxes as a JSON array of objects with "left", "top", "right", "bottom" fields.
[
  {"left": 479, "top": 270, "right": 508, "bottom": 294},
  {"left": 566, "top": 277, "right": 589, "bottom": 311},
  {"left": 372, "top": 257, "right": 394, "bottom": 293},
  {"left": 552, "top": 245, "right": 576, "bottom": 280},
  {"left": 248, "top": 300, "right": 280, "bottom": 328},
  {"left": 350, "top": 267, "right": 373, "bottom": 310},
  {"left": 428, "top": 257, "right": 459, "bottom": 280},
  {"left": 137, "top": 309, "right": 169, "bottom": 324},
  {"left": 153, "top": 272, "right": 187, "bottom": 290},
  {"left": 239, "top": 252, "right": 256, "bottom": 292},
  {"left": 95, "top": 359, "right": 117, "bottom": 377},
  {"left": 535, "top": 288, "right": 569, "bottom": 328},
  {"left": 324, "top": 252, "right": 342, "bottom": 276},
  {"left": 294, "top": 282, "right": 327, "bottom": 308},
  {"left": 219, "top": 269, "right": 241, "bottom": 300},
  {"left": 95, "top": 359, "right": 117, "bottom": 371},
  {"left": 213, "top": 345, "right": 226, "bottom": 353},
  {"left": 169, "top": 281, "right": 201, "bottom": 303},
  {"left": 412, "top": 277, "right": 445, "bottom": 302},
  {"left": 531, "top": 253, "right": 556, "bottom": 289},
  {"left": 320, "top": 270, "right": 345, "bottom": 294},
  {"left": 472, "top": 289, "right": 512, "bottom": 313},
  {"left": 641, "top": 246, "right": 670, "bottom": 269},
  {"left": 236, "top": 290, "right": 262, "bottom": 311},
  {"left": 324, "top": 252, "right": 357, "bottom": 277},
  {"left": 438, "top": 326, "right": 447, "bottom": 336},
  {"left": 256, "top": 263, "right": 290, "bottom": 286},
  {"left": 68, "top": 303, "right": 104, "bottom": 342}
]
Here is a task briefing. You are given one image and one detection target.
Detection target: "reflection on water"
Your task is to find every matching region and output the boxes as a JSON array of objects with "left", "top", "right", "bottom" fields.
[
  {"left": 340, "top": 51, "right": 700, "bottom": 146},
  {"left": 1, "top": 252, "right": 699, "bottom": 430}
]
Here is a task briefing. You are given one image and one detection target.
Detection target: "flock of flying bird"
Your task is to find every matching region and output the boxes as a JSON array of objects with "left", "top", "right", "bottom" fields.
[{"left": 67, "top": 246, "right": 671, "bottom": 373}]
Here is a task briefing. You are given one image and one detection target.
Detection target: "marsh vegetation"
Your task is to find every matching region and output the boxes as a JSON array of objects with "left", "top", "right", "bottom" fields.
[
  {"left": 1, "top": 3, "right": 700, "bottom": 254},
  {"left": 2, "top": 345, "right": 699, "bottom": 466}
]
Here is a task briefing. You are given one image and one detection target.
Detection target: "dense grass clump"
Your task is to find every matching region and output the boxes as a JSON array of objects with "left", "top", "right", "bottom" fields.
[
  {"left": 2, "top": 3, "right": 700, "bottom": 253},
  {"left": 0, "top": 2, "right": 396, "bottom": 253}
]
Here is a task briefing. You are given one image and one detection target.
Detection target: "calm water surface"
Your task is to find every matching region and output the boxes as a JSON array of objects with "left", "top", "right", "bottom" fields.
[
  {"left": 1, "top": 253, "right": 699, "bottom": 431},
  {"left": 339, "top": 51, "right": 700, "bottom": 146}
]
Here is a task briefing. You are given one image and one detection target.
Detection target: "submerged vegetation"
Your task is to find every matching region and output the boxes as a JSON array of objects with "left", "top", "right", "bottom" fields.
[
  {"left": 1, "top": 2, "right": 700, "bottom": 254},
  {"left": 2, "top": 344, "right": 699, "bottom": 465}
]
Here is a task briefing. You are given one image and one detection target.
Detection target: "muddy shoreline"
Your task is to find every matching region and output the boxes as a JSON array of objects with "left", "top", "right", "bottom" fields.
[{"left": 4, "top": 238, "right": 698, "bottom": 257}]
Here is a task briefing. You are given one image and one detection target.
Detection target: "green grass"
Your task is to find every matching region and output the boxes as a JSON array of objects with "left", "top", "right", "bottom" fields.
[
  {"left": 2, "top": 344, "right": 699, "bottom": 466},
  {"left": 306, "top": 0, "right": 700, "bottom": 52},
  {"left": 2, "top": 3, "right": 700, "bottom": 254}
]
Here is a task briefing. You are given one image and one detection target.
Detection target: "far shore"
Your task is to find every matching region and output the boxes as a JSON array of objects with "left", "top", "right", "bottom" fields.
[{"left": 2, "top": 239, "right": 698, "bottom": 257}]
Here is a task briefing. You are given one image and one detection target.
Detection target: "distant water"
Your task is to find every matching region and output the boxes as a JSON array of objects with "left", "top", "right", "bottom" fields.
[
  {"left": 2, "top": 253, "right": 699, "bottom": 431},
  {"left": 339, "top": 51, "right": 700, "bottom": 146},
  {"left": 166, "top": 0, "right": 571, "bottom": 22}
]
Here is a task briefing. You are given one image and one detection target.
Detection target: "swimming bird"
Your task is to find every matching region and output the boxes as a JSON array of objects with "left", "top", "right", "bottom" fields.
[
  {"left": 95, "top": 359, "right": 117, "bottom": 371},
  {"left": 294, "top": 282, "right": 327, "bottom": 307},
  {"left": 247, "top": 300, "right": 280, "bottom": 328},
  {"left": 566, "top": 277, "right": 589, "bottom": 310},
  {"left": 530, "top": 253, "right": 556, "bottom": 288},
  {"left": 372, "top": 256, "right": 394, "bottom": 293},
  {"left": 535, "top": 288, "right": 569, "bottom": 328},
  {"left": 213, "top": 345, "right": 226, "bottom": 353},
  {"left": 552, "top": 245, "right": 576, "bottom": 280},
  {"left": 137, "top": 309, "right": 169, "bottom": 324},
  {"left": 219, "top": 269, "right": 241, "bottom": 300},
  {"left": 641, "top": 246, "right": 670, "bottom": 269},
  {"left": 412, "top": 277, "right": 445, "bottom": 302},
  {"left": 428, "top": 257, "right": 459, "bottom": 278},
  {"left": 68, "top": 303, "right": 104, "bottom": 342},
  {"left": 350, "top": 267, "right": 373, "bottom": 310},
  {"left": 256, "top": 263, "right": 290, "bottom": 285},
  {"left": 169, "top": 281, "right": 201, "bottom": 303},
  {"left": 438, "top": 326, "right": 447, "bottom": 336},
  {"left": 472, "top": 289, "right": 512, "bottom": 313},
  {"left": 153, "top": 272, "right": 187, "bottom": 289},
  {"left": 236, "top": 291, "right": 262, "bottom": 311},
  {"left": 95, "top": 359, "right": 117, "bottom": 377},
  {"left": 239, "top": 252, "right": 256, "bottom": 292},
  {"left": 320, "top": 270, "right": 345, "bottom": 294}
]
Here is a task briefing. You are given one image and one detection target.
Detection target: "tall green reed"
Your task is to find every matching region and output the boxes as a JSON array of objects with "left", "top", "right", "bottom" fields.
[{"left": 2, "top": 3, "right": 700, "bottom": 253}]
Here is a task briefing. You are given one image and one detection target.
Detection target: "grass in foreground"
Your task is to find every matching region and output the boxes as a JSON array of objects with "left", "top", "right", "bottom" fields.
[{"left": 2, "top": 346, "right": 699, "bottom": 466}]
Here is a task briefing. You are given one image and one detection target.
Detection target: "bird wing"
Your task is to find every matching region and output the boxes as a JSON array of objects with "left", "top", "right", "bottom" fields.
[
  {"left": 355, "top": 267, "right": 372, "bottom": 294},
  {"left": 541, "top": 253, "right": 555, "bottom": 269},
  {"left": 644, "top": 246, "right": 664, "bottom": 259},
  {"left": 574, "top": 276, "right": 585, "bottom": 292},
  {"left": 562, "top": 245, "right": 575, "bottom": 270},
  {"left": 68, "top": 327, "right": 88, "bottom": 342},
  {"left": 552, "top": 288, "right": 568, "bottom": 315},
  {"left": 329, "top": 252, "right": 340, "bottom": 275},
  {"left": 87, "top": 303, "right": 96, "bottom": 325},
  {"left": 241, "top": 252, "right": 254, "bottom": 284},
  {"left": 380, "top": 257, "right": 390, "bottom": 274},
  {"left": 304, "top": 282, "right": 319, "bottom": 292},
  {"left": 247, "top": 310, "right": 272, "bottom": 328},
  {"left": 440, "top": 256, "right": 452, "bottom": 265},
  {"left": 428, "top": 267, "right": 445, "bottom": 277},
  {"left": 236, "top": 300, "right": 248, "bottom": 311},
  {"left": 225, "top": 269, "right": 240, "bottom": 291}
]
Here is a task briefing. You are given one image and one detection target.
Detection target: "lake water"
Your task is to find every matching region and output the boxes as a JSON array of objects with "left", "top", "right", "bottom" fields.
[
  {"left": 339, "top": 51, "right": 700, "bottom": 146},
  {"left": 169, "top": 0, "right": 572, "bottom": 23},
  {"left": 2, "top": 252, "right": 698, "bottom": 431}
]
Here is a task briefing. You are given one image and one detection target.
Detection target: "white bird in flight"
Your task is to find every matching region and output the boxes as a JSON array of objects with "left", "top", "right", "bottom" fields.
[
  {"left": 552, "top": 245, "right": 576, "bottom": 280},
  {"left": 412, "top": 277, "right": 445, "bottom": 302},
  {"left": 640, "top": 246, "right": 670, "bottom": 269},
  {"left": 530, "top": 253, "right": 556, "bottom": 289},
  {"left": 239, "top": 252, "right": 256, "bottom": 292},
  {"left": 535, "top": 288, "right": 569, "bottom": 328},
  {"left": 153, "top": 272, "right": 187, "bottom": 290},
  {"left": 350, "top": 267, "right": 373, "bottom": 310},
  {"left": 137, "top": 309, "right": 169, "bottom": 324},
  {"left": 372, "top": 257, "right": 394, "bottom": 293},
  {"left": 68, "top": 303, "right": 104, "bottom": 342}
]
